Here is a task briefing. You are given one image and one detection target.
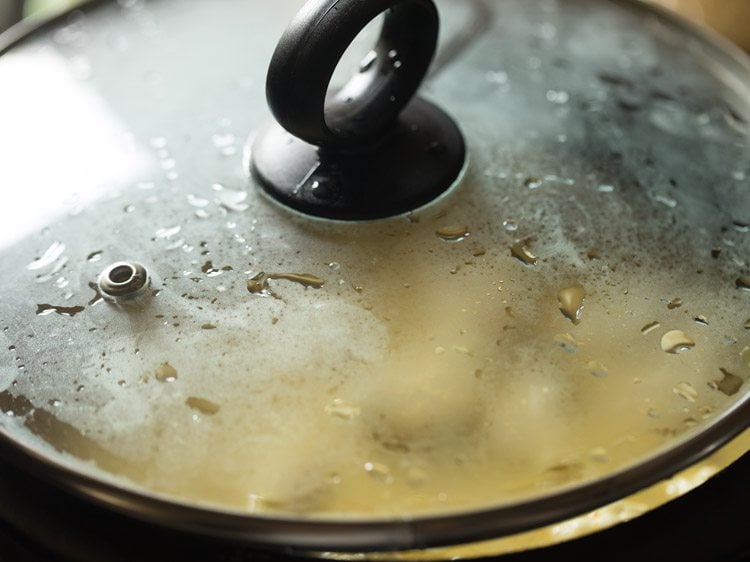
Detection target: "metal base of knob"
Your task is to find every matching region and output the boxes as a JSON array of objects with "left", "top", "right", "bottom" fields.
[{"left": 250, "top": 97, "right": 466, "bottom": 221}]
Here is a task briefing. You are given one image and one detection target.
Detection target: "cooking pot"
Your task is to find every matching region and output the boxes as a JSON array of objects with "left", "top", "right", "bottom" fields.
[{"left": 0, "top": 0, "right": 748, "bottom": 558}]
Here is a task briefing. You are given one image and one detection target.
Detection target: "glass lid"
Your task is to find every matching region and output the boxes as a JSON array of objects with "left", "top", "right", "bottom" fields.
[{"left": 0, "top": 0, "right": 748, "bottom": 551}]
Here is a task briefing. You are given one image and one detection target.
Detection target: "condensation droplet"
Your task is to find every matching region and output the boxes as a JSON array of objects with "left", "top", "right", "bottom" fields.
[
  {"left": 325, "top": 399, "right": 360, "bottom": 420},
  {"left": 36, "top": 304, "right": 85, "bottom": 317},
  {"left": 485, "top": 70, "right": 508, "bottom": 84},
  {"left": 741, "top": 347, "right": 750, "bottom": 369},
  {"left": 589, "top": 447, "right": 609, "bottom": 463},
  {"left": 694, "top": 315, "right": 709, "bottom": 327},
  {"left": 511, "top": 239, "right": 538, "bottom": 266},
  {"left": 155, "top": 362, "right": 178, "bottom": 383},
  {"left": 186, "top": 396, "right": 220, "bottom": 415},
  {"left": 217, "top": 188, "right": 249, "bottom": 212},
  {"left": 364, "top": 462, "right": 393, "bottom": 484},
  {"left": 554, "top": 333, "right": 579, "bottom": 354},
  {"left": 710, "top": 368, "right": 743, "bottom": 397},
  {"left": 27, "top": 242, "right": 66, "bottom": 271},
  {"left": 667, "top": 298, "right": 683, "bottom": 310},
  {"left": 211, "top": 132, "right": 236, "bottom": 149},
  {"left": 655, "top": 194, "right": 677, "bottom": 208},
  {"left": 436, "top": 225, "right": 470, "bottom": 242},
  {"left": 661, "top": 331, "right": 695, "bottom": 354},
  {"left": 86, "top": 250, "right": 103, "bottom": 263},
  {"left": 641, "top": 321, "right": 660, "bottom": 335},
  {"left": 587, "top": 361, "right": 608, "bottom": 378},
  {"left": 524, "top": 177, "right": 542, "bottom": 189},
  {"left": 558, "top": 285, "right": 586, "bottom": 325},
  {"left": 546, "top": 89, "right": 569, "bottom": 104},
  {"left": 673, "top": 382, "right": 698, "bottom": 402},
  {"left": 187, "top": 194, "right": 210, "bottom": 208},
  {"left": 155, "top": 225, "right": 181, "bottom": 239}
]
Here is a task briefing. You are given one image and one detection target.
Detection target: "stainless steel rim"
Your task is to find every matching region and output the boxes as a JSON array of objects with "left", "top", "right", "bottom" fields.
[{"left": 0, "top": 0, "right": 748, "bottom": 552}]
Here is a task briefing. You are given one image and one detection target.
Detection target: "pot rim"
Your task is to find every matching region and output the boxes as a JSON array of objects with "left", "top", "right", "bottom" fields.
[{"left": 0, "top": 0, "right": 748, "bottom": 552}]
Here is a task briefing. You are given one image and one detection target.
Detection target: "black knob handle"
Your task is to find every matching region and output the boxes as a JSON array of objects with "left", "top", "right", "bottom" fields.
[
  {"left": 266, "top": 0, "right": 439, "bottom": 149},
  {"left": 250, "top": 0, "right": 466, "bottom": 221}
]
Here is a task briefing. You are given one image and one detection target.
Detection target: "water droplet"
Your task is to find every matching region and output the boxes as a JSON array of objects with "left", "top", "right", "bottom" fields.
[
  {"left": 733, "top": 222, "right": 750, "bottom": 233},
  {"left": 160, "top": 158, "right": 176, "bottom": 171},
  {"left": 364, "top": 462, "right": 393, "bottom": 484},
  {"left": 503, "top": 219, "right": 518, "bottom": 232},
  {"left": 149, "top": 136, "right": 167, "bottom": 149},
  {"left": 359, "top": 50, "right": 377, "bottom": 72},
  {"left": 546, "top": 89, "right": 569, "bottom": 104},
  {"left": 155, "top": 362, "right": 178, "bottom": 383},
  {"left": 393, "top": 60, "right": 403, "bottom": 69},
  {"left": 558, "top": 285, "right": 586, "bottom": 324},
  {"left": 683, "top": 417, "right": 698, "bottom": 429},
  {"left": 589, "top": 447, "right": 609, "bottom": 463},
  {"left": 554, "top": 333, "right": 579, "bottom": 354},
  {"left": 211, "top": 132, "right": 236, "bottom": 148},
  {"left": 406, "top": 466, "right": 428, "bottom": 487},
  {"left": 87, "top": 251, "right": 103, "bottom": 263},
  {"left": 741, "top": 347, "right": 750, "bottom": 368},
  {"left": 710, "top": 368, "right": 743, "bottom": 397},
  {"left": 187, "top": 194, "right": 210, "bottom": 208},
  {"left": 217, "top": 188, "right": 249, "bottom": 212},
  {"left": 186, "top": 396, "right": 220, "bottom": 415},
  {"left": 694, "top": 316, "right": 709, "bottom": 327},
  {"left": 36, "top": 304, "right": 85, "bottom": 317},
  {"left": 587, "top": 361, "right": 608, "bottom": 378},
  {"left": 201, "top": 260, "right": 225, "bottom": 277},
  {"left": 641, "top": 321, "right": 660, "bottom": 335},
  {"left": 155, "top": 225, "right": 181, "bottom": 239},
  {"left": 485, "top": 70, "right": 508, "bottom": 84},
  {"left": 597, "top": 184, "right": 615, "bottom": 193},
  {"left": 436, "top": 225, "right": 470, "bottom": 242},
  {"left": 655, "top": 194, "right": 677, "bottom": 208},
  {"left": 247, "top": 272, "right": 325, "bottom": 298},
  {"left": 511, "top": 239, "right": 537, "bottom": 266},
  {"left": 736, "top": 276, "right": 750, "bottom": 290},
  {"left": 673, "top": 382, "right": 698, "bottom": 402},
  {"left": 27, "top": 242, "right": 66, "bottom": 271},
  {"left": 524, "top": 177, "right": 542, "bottom": 189},
  {"left": 667, "top": 298, "right": 683, "bottom": 310},
  {"left": 744, "top": 319, "right": 750, "bottom": 330},
  {"left": 48, "top": 399, "right": 61, "bottom": 407},
  {"left": 325, "top": 399, "right": 360, "bottom": 420},
  {"left": 660, "top": 331, "right": 695, "bottom": 354}
]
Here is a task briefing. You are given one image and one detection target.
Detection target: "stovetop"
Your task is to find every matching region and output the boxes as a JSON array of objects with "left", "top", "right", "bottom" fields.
[{"left": 0, "top": 453, "right": 748, "bottom": 562}]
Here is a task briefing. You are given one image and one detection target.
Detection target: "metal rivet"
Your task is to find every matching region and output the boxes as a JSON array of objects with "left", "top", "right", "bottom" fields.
[{"left": 98, "top": 261, "right": 150, "bottom": 301}]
